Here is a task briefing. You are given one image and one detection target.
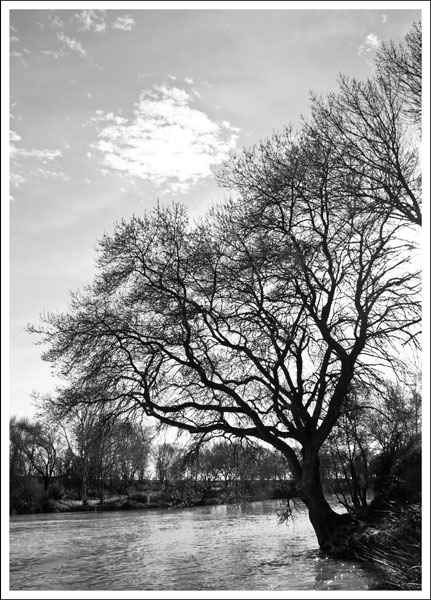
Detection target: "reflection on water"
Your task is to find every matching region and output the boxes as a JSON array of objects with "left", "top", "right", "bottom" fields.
[{"left": 10, "top": 500, "right": 378, "bottom": 590}]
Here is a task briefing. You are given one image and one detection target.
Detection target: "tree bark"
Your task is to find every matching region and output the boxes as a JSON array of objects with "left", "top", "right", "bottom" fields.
[{"left": 296, "top": 449, "right": 353, "bottom": 551}]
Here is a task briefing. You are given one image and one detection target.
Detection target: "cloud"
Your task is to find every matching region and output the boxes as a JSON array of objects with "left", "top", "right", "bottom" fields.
[
  {"left": 381, "top": 14, "right": 388, "bottom": 24},
  {"left": 57, "top": 33, "right": 87, "bottom": 58},
  {"left": 112, "top": 16, "right": 135, "bottom": 31},
  {"left": 34, "top": 168, "right": 69, "bottom": 181},
  {"left": 10, "top": 36, "right": 19, "bottom": 43},
  {"left": 10, "top": 142, "right": 67, "bottom": 192},
  {"left": 10, "top": 173, "right": 26, "bottom": 188},
  {"left": 48, "top": 15, "right": 64, "bottom": 29},
  {"left": 75, "top": 10, "right": 107, "bottom": 34},
  {"left": 11, "top": 146, "right": 63, "bottom": 162},
  {"left": 90, "top": 85, "right": 240, "bottom": 193},
  {"left": 358, "top": 33, "right": 380, "bottom": 56},
  {"left": 41, "top": 49, "right": 63, "bottom": 59},
  {"left": 10, "top": 130, "right": 22, "bottom": 142}
]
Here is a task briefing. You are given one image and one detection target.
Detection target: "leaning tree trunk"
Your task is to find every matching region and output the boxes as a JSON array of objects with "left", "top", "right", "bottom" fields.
[{"left": 298, "top": 449, "right": 354, "bottom": 551}]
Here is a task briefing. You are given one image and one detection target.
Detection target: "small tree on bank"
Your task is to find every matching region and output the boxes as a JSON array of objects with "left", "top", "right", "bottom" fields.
[{"left": 29, "top": 23, "right": 421, "bottom": 551}]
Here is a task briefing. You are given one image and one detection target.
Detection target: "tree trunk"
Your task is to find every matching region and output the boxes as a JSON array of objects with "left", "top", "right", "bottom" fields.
[
  {"left": 99, "top": 477, "right": 105, "bottom": 504},
  {"left": 80, "top": 478, "right": 88, "bottom": 503},
  {"left": 298, "top": 449, "right": 354, "bottom": 551}
]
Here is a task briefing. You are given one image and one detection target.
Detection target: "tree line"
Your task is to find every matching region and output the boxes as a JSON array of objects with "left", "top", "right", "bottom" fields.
[
  {"left": 10, "top": 371, "right": 420, "bottom": 515},
  {"left": 25, "top": 22, "right": 421, "bottom": 552}
]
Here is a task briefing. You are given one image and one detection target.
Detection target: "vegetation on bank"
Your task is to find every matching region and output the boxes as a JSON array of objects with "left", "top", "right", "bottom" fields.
[{"left": 350, "top": 437, "right": 422, "bottom": 591}]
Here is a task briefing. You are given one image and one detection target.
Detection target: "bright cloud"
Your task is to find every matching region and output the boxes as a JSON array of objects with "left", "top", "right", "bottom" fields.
[
  {"left": 10, "top": 36, "right": 19, "bottom": 43},
  {"left": 112, "top": 16, "right": 135, "bottom": 31},
  {"left": 91, "top": 86, "right": 240, "bottom": 193},
  {"left": 75, "top": 10, "right": 107, "bottom": 34},
  {"left": 57, "top": 33, "right": 87, "bottom": 58},
  {"left": 10, "top": 130, "right": 22, "bottom": 142},
  {"left": 358, "top": 33, "right": 380, "bottom": 56}
]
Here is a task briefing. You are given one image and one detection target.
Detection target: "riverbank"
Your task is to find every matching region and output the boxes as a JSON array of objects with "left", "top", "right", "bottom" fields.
[
  {"left": 349, "top": 500, "right": 421, "bottom": 591},
  {"left": 42, "top": 496, "right": 224, "bottom": 513}
]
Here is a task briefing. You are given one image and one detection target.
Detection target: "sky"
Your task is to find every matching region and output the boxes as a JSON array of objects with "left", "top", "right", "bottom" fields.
[{"left": 4, "top": 3, "right": 424, "bottom": 419}]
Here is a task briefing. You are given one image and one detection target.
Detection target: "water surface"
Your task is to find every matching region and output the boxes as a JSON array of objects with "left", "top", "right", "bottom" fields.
[{"left": 10, "top": 499, "right": 378, "bottom": 590}]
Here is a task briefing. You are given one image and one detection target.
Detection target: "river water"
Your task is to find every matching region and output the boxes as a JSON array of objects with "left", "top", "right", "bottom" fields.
[{"left": 10, "top": 499, "right": 379, "bottom": 591}]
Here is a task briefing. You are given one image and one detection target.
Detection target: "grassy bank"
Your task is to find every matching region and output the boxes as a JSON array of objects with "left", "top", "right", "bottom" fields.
[{"left": 349, "top": 500, "right": 421, "bottom": 591}]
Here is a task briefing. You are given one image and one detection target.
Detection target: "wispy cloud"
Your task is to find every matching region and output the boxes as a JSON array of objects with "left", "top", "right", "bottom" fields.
[
  {"left": 41, "top": 49, "right": 63, "bottom": 59},
  {"left": 10, "top": 36, "right": 19, "bottom": 43},
  {"left": 381, "top": 14, "right": 388, "bottom": 24},
  {"left": 112, "top": 15, "right": 135, "bottom": 31},
  {"left": 11, "top": 146, "right": 63, "bottom": 162},
  {"left": 10, "top": 173, "right": 26, "bottom": 188},
  {"left": 34, "top": 168, "right": 69, "bottom": 181},
  {"left": 90, "top": 85, "right": 240, "bottom": 193},
  {"left": 57, "top": 33, "right": 87, "bottom": 58},
  {"left": 10, "top": 140, "right": 66, "bottom": 192},
  {"left": 358, "top": 33, "right": 380, "bottom": 56},
  {"left": 75, "top": 10, "right": 107, "bottom": 34}
]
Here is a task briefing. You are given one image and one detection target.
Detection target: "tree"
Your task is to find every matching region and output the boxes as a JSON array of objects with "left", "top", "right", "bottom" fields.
[
  {"left": 154, "top": 442, "right": 183, "bottom": 486},
  {"left": 307, "top": 22, "right": 421, "bottom": 226},
  {"left": 110, "top": 420, "right": 152, "bottom": 487},
  {"left": 321, "top": 373, "right": 421, "bottom": 511},
  {"left": 10, "top": 418, "right": 63, "bottom": 492},
  {"left": 37, "top": 395, "right": 152, "bottom": 503},
  {"left": 30, "top": 24, "right": 420, "bottom": 551},
  {"left": 376, "top": 21, "right": 421, "bottom": 127}
]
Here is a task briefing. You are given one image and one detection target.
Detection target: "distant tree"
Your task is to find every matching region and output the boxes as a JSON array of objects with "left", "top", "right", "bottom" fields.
[
  {"left": 10, "top": 417, "right": 33, "bottom": 481},
  {"left": 154, "top": 442, "right": 182, "bottom": 486},
  {"left": 11, "top": 418, "right": 63, "bottom": 491},
  {"left": 37, "top": 394, "right": 153, "bottom": 503},
  {"left": 110, "top": 420, "right": 152, "bottom": 487}
]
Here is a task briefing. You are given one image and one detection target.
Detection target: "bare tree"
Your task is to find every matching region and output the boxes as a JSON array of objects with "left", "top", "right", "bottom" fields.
[
  {"left": 376, "top": 21, "right": 421, "bottom": 127},
  {"left": 11, "top": 418, "right": 63, "bottom": 492},
  {"left": 29, "top": 25, "right": 420, "bottom": 550},
  {"left": 307, "top": 22, "right": 421, "bottom": 226},
  {"left": 31, "top": 164, "right": 419, "bottom": 549}
]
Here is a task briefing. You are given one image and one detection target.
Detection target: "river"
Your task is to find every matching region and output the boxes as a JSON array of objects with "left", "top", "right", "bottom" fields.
[{"left": 9, "top": 499, "right": 379, "bottom": 591}]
